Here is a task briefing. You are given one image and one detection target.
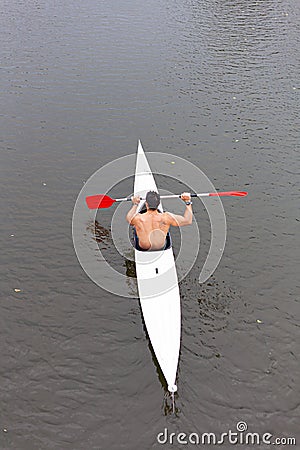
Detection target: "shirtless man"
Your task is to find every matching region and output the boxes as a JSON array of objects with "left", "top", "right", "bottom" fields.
[{"left": 126, "top": 190, "right": 193, "bottom": 251}]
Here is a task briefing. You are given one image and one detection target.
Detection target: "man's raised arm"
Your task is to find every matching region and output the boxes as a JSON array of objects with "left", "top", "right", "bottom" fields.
[
  {"left": 166, "top": 192, "right": 193, "bottom": 227},
  {"left": 126, "top": 196, "right": 140, "bottom": 224}
]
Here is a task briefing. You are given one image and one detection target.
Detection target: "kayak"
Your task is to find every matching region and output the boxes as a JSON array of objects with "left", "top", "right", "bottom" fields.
[
  {"left": 133, "top": 141, "right": 180, "bottom": 394},
  {"left": 83, "top": 142, "right": 247, "bottom": 408}
]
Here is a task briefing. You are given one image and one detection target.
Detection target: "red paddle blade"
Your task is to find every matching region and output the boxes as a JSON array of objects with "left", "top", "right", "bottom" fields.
[
  {"left": 209, "top": 191, "right": 248, "bottom": 197},
  {"left": 85, "top": 195, "right": 115, "bottom": 209}
]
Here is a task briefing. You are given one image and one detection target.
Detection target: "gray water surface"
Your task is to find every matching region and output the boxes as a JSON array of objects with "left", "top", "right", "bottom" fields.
[{"left": 1, "top": 0, "right": 299, "bottom": 449}]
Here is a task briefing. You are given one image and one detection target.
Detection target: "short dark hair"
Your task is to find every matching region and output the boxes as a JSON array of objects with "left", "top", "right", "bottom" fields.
[{"left": 146, "top": 191, "right": 160, "bottom": 210}]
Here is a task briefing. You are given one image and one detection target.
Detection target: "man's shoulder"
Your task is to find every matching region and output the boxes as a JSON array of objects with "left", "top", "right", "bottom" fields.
[
  {"left": 131, "top": 212, "right": 143, "bottom": 223},
  {"left": 162, "top": 211, "right": 173, "bottom": 222}
]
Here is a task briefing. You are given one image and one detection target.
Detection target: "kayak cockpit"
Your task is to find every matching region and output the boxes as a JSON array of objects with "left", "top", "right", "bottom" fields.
[{"left": 133, "top": 228, "right": 172, "bottom": 252}]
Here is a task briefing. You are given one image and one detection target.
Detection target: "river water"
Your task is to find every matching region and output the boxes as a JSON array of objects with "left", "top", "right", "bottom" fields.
[{"left": 1, "top": 0, "right": 299, "bottom": 449}]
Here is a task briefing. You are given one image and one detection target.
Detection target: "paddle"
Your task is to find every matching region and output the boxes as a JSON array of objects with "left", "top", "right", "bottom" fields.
[{"left": 86, "top": 191, "right": 248, "bottom": 209}]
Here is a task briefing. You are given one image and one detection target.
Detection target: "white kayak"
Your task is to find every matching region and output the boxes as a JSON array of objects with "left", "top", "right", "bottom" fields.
[{"left": 133, "top": 140, "right": 180, "bottom": 393}]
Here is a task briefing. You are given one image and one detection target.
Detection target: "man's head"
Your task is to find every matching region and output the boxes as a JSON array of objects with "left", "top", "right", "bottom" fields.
[{"left": 145, "top": 191, "right": 160, "bottom": 210}]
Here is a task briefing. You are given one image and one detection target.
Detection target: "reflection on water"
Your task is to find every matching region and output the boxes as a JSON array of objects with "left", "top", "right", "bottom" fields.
[
  {"left": 124, "top": 257, "right": 136, "bottom": 278},
  {"left": 87, "top": 219, "right": 110, "bottom": 246},
  {"left": 87, "top": 219, "right": 137, "bottom": 278}
]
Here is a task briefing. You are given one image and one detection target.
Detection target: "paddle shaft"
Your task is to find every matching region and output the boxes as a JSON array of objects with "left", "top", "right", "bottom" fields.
[
  {"left": 115, "top": 194, "right": 205, "bottom": 202},
  {"left": 85, "top": 191, "right": 248, "bottom": 209},
  {"left": 115, "top": 192, "right": 246, "bottom": 202}
]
